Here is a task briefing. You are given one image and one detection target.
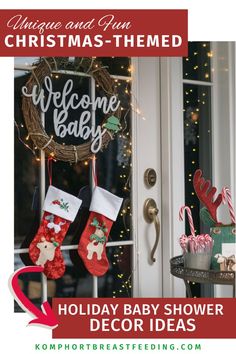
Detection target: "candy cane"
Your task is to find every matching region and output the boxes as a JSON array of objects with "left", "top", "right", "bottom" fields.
[
  {"left": 179, "top": 234, "right": 189, "bottom": 253},
  {"left": 204, "top": 234, "right": 214, "bottom": 253},
  {"left": 188, "top": 236, "right": 197, "bottom": 253},
  {"left": 196, "top": 234, "right": 206, "bottom": 253},
  {"left": 222, "top": 187, "right": 236, "bottom": 224},
  {"left": 179, "top": 206, "right": 196, "bottom": 237}
]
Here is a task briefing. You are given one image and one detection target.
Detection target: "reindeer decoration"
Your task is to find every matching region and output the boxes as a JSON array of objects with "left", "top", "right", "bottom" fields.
[
  {"left": 193, "top": 169, "right": 236, "bottom": 271},
  {"left": 193, "top": 169, "right": 223, "bottom": 226},
  {"left": 87, "top": 218, "right": 108, "bottom": 261},
  {"left": 36, "top": 237, "right": 59, "bottom": 267}
]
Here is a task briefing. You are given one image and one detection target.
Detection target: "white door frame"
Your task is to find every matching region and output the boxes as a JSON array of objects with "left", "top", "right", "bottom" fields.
[
  {"left": 160, "top": 57, "right": 186, "bottom": 297},
  {"left": 132, "top": 57, "right": 163, "bottom": 297}
]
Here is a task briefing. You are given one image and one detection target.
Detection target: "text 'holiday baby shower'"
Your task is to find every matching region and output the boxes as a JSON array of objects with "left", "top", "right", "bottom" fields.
[{"left": 53, "top": 301, "right": 225, "bottom": 337}]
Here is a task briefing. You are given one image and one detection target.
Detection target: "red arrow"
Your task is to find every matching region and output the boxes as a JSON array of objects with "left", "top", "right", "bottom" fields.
[{"left": 9, "top": 266, "right": 58, "bottom": 329}]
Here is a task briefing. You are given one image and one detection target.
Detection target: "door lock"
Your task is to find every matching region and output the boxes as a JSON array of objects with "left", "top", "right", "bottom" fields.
[
  {"left": 144, "top": 198, "right": 160, "bottom": 262},
  {"left": 144, "top": 168, "right": 157, "bottom": 187}
]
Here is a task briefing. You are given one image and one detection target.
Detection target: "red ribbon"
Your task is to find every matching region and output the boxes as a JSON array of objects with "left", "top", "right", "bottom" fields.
[{"left": 47, "top": 157, "right": 53, "bottom": 185}]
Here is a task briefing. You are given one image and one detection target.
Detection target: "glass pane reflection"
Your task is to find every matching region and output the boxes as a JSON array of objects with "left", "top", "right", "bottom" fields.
[
  {"left": 183, "top": 84, "right": 212, "bottom": 235},
  {"left": 183, "top": 42, "right": 212, "bottom": 82},
  {"left": 53, "top": 251, "right": 93, "bottom": 299},
  {"left": 98, "top": 245, "right": 132, "bottom": 298}
]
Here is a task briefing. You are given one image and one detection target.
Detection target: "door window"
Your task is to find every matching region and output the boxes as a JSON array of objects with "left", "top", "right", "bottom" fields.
[{"left": 14, "top": 57, "right": 133, "bottom": 311}]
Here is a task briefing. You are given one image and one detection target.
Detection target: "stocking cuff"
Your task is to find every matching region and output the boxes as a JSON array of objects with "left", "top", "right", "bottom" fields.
[
  {"left": 43, "top": 186, "right": 82, "bottom": 221},
  {"left": 89, "top": 187, "right": 123, "bottom": 221}
]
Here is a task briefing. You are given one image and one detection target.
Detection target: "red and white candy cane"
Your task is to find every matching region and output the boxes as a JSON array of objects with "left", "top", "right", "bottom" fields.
[
  {"left": 222, "top": 187, "right": 236, "bottom": 224},
  {"left": 179, "top": 234, "right": 189, "bottom": 253},
  {"left": 179, "top": 206, "right": 196, "bottom": 237}
]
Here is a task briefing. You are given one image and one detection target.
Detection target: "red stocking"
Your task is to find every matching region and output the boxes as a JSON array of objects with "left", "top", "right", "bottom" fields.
[
  {"left": 29, "top": 186, "right": 82, "bottom": 279},
  {"left": 78, "top": 187, "right": 123, "bottom": 276}
]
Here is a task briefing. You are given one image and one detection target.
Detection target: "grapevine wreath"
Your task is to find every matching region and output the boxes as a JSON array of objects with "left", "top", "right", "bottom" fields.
[{"left": 22, "top": 57, "right": 122, "bottom": 163}]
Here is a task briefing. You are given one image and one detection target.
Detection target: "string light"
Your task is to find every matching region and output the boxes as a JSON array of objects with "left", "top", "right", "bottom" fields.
[{"left": 128, "top": 65, "right": 134, "bottom": 73}]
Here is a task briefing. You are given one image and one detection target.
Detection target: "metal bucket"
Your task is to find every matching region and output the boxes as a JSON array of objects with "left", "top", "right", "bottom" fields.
[{"left": 184, "top": 253, "right": 211, "bottom": 270}]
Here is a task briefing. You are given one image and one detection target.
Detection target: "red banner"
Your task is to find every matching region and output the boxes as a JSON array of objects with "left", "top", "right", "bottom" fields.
[
  {"left": 52, "top": 298, "right": 236, "bottom": 338},
  {"left": 0, "top": 10, "right": 188, "bottom": 56}
]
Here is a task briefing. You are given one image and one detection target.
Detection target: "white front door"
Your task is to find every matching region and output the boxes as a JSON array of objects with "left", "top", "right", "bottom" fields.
[{"left": 131, "top": 57, "right": 185, "bottom": 298}]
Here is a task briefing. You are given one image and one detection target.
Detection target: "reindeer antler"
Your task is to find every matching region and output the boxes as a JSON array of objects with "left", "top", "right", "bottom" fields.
[
  {"left": 91, "top": 218, "right": 100, "bottom": 227},
  {"left": 193, "top": 169, "right": 223, "bottom": 223}
]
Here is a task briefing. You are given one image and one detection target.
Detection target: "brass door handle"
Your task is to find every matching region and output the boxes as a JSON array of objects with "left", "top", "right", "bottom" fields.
[{"left": 144, "top": 198, "right": 160, "bottom": 262}]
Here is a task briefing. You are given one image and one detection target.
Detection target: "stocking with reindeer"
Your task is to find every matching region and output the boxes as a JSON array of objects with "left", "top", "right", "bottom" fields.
[
  {"left": 29, "top": 186, "right": 82, "bottom": 279},
  {"left": 78, "top": 186, "right": 123, "bottom": 276}
]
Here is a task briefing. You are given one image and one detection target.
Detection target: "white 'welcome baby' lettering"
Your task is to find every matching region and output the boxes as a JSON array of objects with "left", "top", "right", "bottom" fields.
[{"left": 22, "top": 76, "right": 120, "bottom": 153}]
